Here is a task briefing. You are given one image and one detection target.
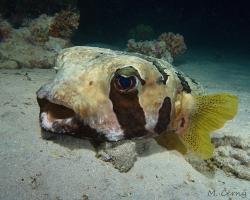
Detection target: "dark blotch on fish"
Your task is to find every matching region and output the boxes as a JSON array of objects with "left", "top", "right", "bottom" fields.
[
  {"left": 109, "top": 78, "right": 147, "bottom": 139},
  {"left": 152, "top": 61, "right": 169, "bottom": 84},
  {"left": 154, "top": 97, "right": 172, "bottom": 134},
  {"left": 175, "top": 72, "right": 191, "bottom": 93},
  {"left": 191, "top": 78, "right": 198, "bottom": 85}
]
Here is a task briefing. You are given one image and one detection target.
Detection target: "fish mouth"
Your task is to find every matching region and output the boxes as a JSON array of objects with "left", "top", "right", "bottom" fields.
[
  {"left": 38, "top": 98, "right": 77, "bottom": 134},
  {"left": 37, "top": 98, "right": 106, "bottom": 142}
]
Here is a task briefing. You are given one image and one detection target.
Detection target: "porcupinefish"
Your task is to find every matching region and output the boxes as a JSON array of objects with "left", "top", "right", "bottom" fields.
[{"left": 37, "top": 46, "right": 238, "bottom": 159}]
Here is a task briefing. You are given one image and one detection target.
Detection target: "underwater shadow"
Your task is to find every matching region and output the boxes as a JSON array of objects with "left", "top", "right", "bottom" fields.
[
  {"left": 40, "top": 128, "right": 166, "bottom": 158},
  {"left": 40, "top": 129, "right": 219, "bottom": 175},
  {"left": 40, "top": 129, "right": 96, "bottom": 151},
  {"left": 135, "top": 138, "right": 166, "bottom": 158}
]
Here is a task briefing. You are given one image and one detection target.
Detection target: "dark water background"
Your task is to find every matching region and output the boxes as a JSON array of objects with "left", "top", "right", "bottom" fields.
[
  {"left": 76, "top": 0, "right": 250, "bottom": 49},
  {"left": 1, "top": 0, "right": 249, "bottom": 47}
]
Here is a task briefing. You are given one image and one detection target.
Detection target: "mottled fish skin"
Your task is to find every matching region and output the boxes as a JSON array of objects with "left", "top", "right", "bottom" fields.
[{"left": 37, "top": 46, "right": 203, "bottom": 142}]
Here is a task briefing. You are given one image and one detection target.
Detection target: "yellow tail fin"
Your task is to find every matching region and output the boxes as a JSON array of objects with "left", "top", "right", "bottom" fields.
[{"left": 181, "top": 93, "right": 238, "bottom": 159}]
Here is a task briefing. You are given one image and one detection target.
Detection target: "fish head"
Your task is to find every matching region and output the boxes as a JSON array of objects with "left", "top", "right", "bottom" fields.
[{"left": 37, "top": 47, "right": 180, "bottom": 142}]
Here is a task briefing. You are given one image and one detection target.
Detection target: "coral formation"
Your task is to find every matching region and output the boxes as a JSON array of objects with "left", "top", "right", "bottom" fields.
[
  {"left": 30, "top": 26, "right": 50, "bottom": 45},
  {"left": 188, "top": 136, "right": 250, "bottom": 181},
  {"left": 128, "top": 24, "right": 154, "bottom": 40},
  {"left": 0, "top": 16, "right": 13, "bottom": 42},
  {"left": 0, "top": 10, "right": 79, "bottom": 69},
  {"left": 49, "top": 10, "right": 80, "bottom": 39},
  {"left": 212, "top": 136, "right": 250, "bottom": 181},
  {"left": 97, "top": 138, "right": 154, "bottom": 172},
  {"left": 28, "top": 14, "right": 53, "bottom": 45},
  {"left": 127, "top": 39, "right": 173, "bottom": 63},
  {"left": 0, "top": 0, "right": 77, "bottom": 26},
  {"left": 97, "top": 140, "right": 138, "bottom": 172},
  {"left": 127, "top": 32, "right": 187, "bottom": 63},
  {"left": 0, "top": 60, "right": 19, "bottom": 69},
  {"left": 158, "top": 32, "right": 187, "bottom": 58}
]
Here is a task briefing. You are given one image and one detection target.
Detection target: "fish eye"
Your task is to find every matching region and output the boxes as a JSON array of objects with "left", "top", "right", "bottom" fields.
[{"left": 114, "top": 75, "right": 138, "bottom": 92}]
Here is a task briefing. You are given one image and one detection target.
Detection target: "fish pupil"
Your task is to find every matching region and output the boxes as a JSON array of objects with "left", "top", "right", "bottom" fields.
[
  {"left": 119, "top": 76, "right": 131, "bottom": 88},
  {"left": 116, "top": 75, "right": 136, "bottom": 91}
]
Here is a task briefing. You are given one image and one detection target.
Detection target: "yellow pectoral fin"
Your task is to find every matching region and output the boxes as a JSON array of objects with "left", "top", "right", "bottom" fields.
[
  {"left": 155, "top": 131, "right": 187, "bottom": 155},
  {"left": 180, "top": 93, "right": 239, "bottom": 159}
]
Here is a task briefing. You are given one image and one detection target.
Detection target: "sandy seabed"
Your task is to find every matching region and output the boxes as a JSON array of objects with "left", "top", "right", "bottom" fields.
[{"left": 0, "top": 47, "right": 249, "bottom": 200}]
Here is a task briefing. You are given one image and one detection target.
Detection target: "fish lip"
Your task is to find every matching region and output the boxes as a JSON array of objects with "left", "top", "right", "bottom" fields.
[
  {"left": 36, "top": 85, "right": 81, "bottom": 135},
  {"left": 37, "top": 97, "right": 78, "bottom": 133},
  {"left": 36, "top": 85, "right": 74, "bottom": 112}
]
